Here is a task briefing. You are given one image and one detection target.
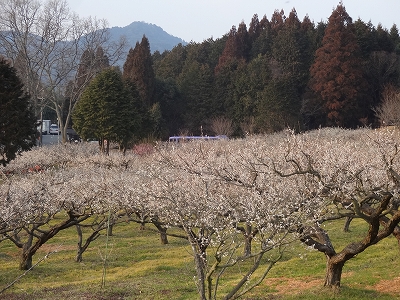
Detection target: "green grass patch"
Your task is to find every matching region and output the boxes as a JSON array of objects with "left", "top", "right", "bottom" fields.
[{"left": 0, "top": 219, "right": 399, "bottom": 299}]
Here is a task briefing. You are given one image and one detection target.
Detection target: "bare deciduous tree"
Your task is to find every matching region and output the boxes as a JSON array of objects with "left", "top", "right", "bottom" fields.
[
  {"left": 209, "top": 116, "right": 234, "bottom": 137},
  {"left": 0, "top": 0, "right": 126, "bottom": 143},
  {"left": 374, "top": 84, "right": 400, "bottom": 127}
]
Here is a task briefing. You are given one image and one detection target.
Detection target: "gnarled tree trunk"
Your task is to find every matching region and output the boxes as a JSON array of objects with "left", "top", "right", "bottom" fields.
[
  {"left": 19, "top": 235, "right": 34, "bottom": 270},
  {"left": 324, "top": 256, "right": 345, "bottom": 287},
  {"left": 153, "top": 223, "right": 169, "bottom": 244}
]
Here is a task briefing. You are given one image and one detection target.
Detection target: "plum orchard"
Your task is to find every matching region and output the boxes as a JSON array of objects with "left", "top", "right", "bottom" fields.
[{"left": 1, "top": 128, "right": 400, "bottom": 299}]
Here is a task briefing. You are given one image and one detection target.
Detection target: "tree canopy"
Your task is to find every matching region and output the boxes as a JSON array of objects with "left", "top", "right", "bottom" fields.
[
  {"left": 2, "top": 1, "right": 400, "bottom": 140},
  {"left": 72, "top": 67, "right": 139, "bottom": 153},
  {"left": 0, "top": 57, "right": 36, "bottom": 166},
  {"left": 309, "top": 4, "right": 367, "bottom": 127},
  {"left": 153, "top": 4, "right": 400, "bottom": 136}
]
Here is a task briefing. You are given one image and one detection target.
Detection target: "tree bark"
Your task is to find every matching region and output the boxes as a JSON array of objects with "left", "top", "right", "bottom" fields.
[
  {"left": 19, "top": 235, "right": 33, "bottom": 270},
  {"left": 243, "top": 237, "right": 252, "bottom": 257},
  {"left": 236, "top": 223, "right": 257, "bottom": 257},
  {"left": 324, "top": 256, "right": 344, "bottom": 288},
  {"left": 76, "top": 224, "right": 84, "bottom": 262},
  {"left": 187, "top": 229, "right": 208, "bottom": 300},
  {"left": 107, "top": 224, "right": 113, "bottom": 236},
  {"left": 343, "top": 217, "right": 353, "bottom": 232},
  {"left": 76, "top": 222, "right": 105, "bottom": 262},
  {"left": 154, "top": 224, "right": 168, "bottom": 244},
  {"left": 391, "top": 226, "right": 400, "bottom": 251},
  {"left": 15, "top": 213, "right": 91, "bottom": 270}
]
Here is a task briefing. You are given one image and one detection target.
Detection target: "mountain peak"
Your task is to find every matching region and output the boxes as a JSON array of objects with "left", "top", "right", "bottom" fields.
[{"left": 109, "top": 21, "right": 187, "bottom": 54}]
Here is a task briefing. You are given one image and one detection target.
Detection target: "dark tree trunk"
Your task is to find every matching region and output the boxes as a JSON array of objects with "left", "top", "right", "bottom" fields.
[
  {"left": 139, "top": 222, "right": 145, "bottom": 230},
  {"left": 343, "top": 217, "right": 353, "bottom": 232},
  {"left": 235, "top": 222, "right": 257, "bottom": 257},
  {"left": 107, "top": 224, "right": 113, "bottom": 236},
  {"left": 76, "top": 225, "right": 84, "bottom": 262},
  {"left": 324, "top": 256, "right": 344, "bottom": 288},
  {"left": 160, "top": 230, "right": 168, "bottom": 244},
  {"left": 194, "top": 249, "right": 207, "bottom": 300},
  {"left": 187, "top": 229, "right": 209, "bottom": 300},
  {"left": 76, "top": 223, "right": 104, "bottom": 262},
  {"left": 151, "top": 218, "right": 169, "bottom": 244},
  {"left": 10, "top": 213, "right": 90, "bottom": 270},
  {"left": 19, "top": 252, "right": 33, "bottom": 271},
  {"left": 244, "top": 223, "right": 253, "bottom": 256},
  {"left": 244, "top": 235, "right": 252, "bottom": 257},
  {"left": 392, "top": 226, "right": 400, "bottom": 251},
  {"left": 19, "top": 235, "right": 33, "bottom": 270},
  {"left": 156, "top": 225, "right": 168, "bottom": 244}
]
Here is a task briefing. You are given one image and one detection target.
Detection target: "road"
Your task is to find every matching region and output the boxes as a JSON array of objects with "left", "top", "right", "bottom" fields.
[{"left": 38, "top": 133, "right": 62, "bottom": 146}]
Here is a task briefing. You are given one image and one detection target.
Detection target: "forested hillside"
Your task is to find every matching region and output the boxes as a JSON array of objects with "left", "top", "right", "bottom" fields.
[
  {"left": 2, "top": 1, "right": 399, "bottom": 142},
  {"left": 148, "top": 4, "right": 400, "bottom": 138}
]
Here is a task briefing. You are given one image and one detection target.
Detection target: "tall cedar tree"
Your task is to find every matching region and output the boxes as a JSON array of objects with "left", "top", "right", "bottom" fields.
[
  {"left": 0, "top": 57, "right": 36, "bottom": 166},
  {"left": 75, "top": 48, "right": 109, "bottom": 89},
  {"left": 123, "top": 35, "right": 155, "bottom": 108},
  {"left": 179, "top": 61, "right": 214, "bottom": 134},
  {"left": 73, "top": 67, "right": 138, "bottom": 154},
  {"left": 309, "top": 4, "right": 367, "bottom": 127},
  {"left": 249, "top": 15, "right": 272, "bottom": 58},
  {"left": 257, "top": 9, "right": 309, "bottom": 133},
  {"left": 214, "top": 23, "right": 249, "bottom": 74},
  {"left": 270, "top": 9, "right": 286, "bottom": 36},
  {"left": 65, "top": 47, "right": 109, "bottom": 129}
]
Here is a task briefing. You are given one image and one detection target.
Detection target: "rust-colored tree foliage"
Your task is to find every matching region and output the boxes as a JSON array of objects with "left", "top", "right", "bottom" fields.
[
  {"left": 123, "top": 35, "right": 155, "bottom": 108},
  {"left": 215, "top": 22, "right": 249, "bottom": 74},
  {"left": 309, "top": 3, "right": 367, "bottom": 127}
]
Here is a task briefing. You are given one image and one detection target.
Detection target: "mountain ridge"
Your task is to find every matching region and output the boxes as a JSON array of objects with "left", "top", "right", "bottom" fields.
[{"left": 108, "top": 21, "right": 187, "bottom": 54}]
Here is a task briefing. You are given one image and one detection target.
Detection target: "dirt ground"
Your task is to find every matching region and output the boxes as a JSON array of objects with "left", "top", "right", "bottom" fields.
[
  {"left": 371, "top": 276, "right": 400, "bottom": 295},
  {"left": 264, "top": 275, "right": 400, "bottom": 297}
]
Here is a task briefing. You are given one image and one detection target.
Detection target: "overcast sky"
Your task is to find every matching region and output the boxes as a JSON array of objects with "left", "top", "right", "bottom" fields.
[{"left": 67, "top": 0, "right": 399, "bottom": 42}]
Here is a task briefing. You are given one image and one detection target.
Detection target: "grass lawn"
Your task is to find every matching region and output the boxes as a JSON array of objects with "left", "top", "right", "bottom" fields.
[{"left": 0, "top": 218, "right": 399, "bottom": 299}]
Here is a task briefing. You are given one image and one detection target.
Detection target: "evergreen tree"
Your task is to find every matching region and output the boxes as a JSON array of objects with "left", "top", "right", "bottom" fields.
[
  {"left": 153, "top": 43, "right": 187, "bottom": 80},
  {"left": 215, "top": 26, "right": 240, "bottom": 74},
  {"left": 272, "top": 9, "right": 308, "bottom": 81},
  {"left": 389, "top": 24, "right": 400, "bottom": 54},
  {"left": 354, "top": 19, "right": 376, "bottom": 58},
  {"left": 74, "top": 47, "right": 110, "bottom": 90},
  {"left": 0, "top": 57, "right": 36, "bottom": 166},
  {"left": 365, "top": 51, "right": 400, "bottom": 119},
  {"left": 179, "top": 61, "right": 214, "bottom": 134},
  {"left": 155, "top": 78, "right": 184, "bottom": 137},
  {"left": 248, "top": 14, "right": 261, "bottom": 41},
  {"left": 309, "top": 3, "right": 367, "bottom": 127},
  {"left": 270, "top": 9, "right": 286, "bottom": 36},
  {"left": 215, "top": 23, "right": 249, "bottom": 74},
  {"left": 375, "top": 24, "right": 394, "bottom": 52},
  {"left": 123, "top": 35, "right": 156, "bottom": 108},
  {"left": 301, "top": 15, "right": 319, "bottom": 71},
  {"left": 259, "top": 9, "right": 312, "bottom": 132},
  {"left": 250, "top": 15, "right": 272, "bottom": 58},
  {"left": 65, "top": 47, "right": 110, "bottom": 129},
  {"left": 233, "top": 55, "right": 270, "bottom": 133},
  {"left": 236, "top": 21, "right": 250, "bottom": 61},
  {"left": 72, "top": 67, "right": 139, "bottom": 153},
  {"left": 257, "top": 77, "right": 299, "bottom": 133}
]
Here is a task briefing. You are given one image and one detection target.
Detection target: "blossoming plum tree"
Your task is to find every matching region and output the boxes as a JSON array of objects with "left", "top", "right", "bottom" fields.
[
  {"left": 1, "top": 127, "right": 400, "bottom": 297},
  {"left": 152, "top": 139, "right": 322, "bottom": 299},
  {"left": 268, "top": 128, "right": 400, "bottom": 288}
]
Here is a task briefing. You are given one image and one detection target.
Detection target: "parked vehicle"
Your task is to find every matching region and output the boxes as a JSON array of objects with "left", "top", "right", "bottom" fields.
[
  {"left": 49, "top": 124, "right": 59, "bottom": 135},
  {"left": 168, "top": 135, "right": 228, "bottom": 143},
  {"left": 67, "top": 128, "right": 81, "bottom": 143},
  {"left": 37, "top": 120, "right": 51, "bottom": 135}
]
